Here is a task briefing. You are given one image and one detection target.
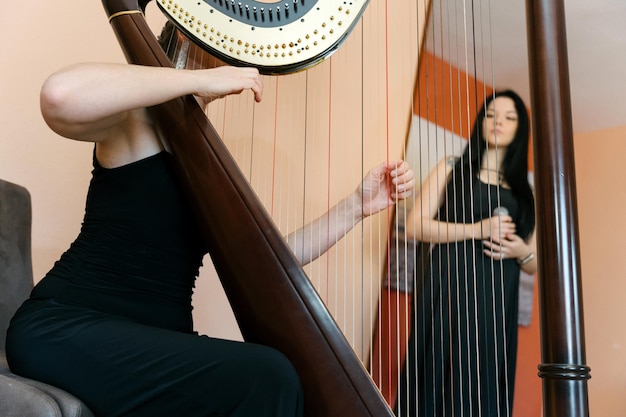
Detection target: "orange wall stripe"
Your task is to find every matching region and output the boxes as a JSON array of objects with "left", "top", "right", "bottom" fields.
[{"left": 413, "top": 51, "right": 493, "bottom": 139}]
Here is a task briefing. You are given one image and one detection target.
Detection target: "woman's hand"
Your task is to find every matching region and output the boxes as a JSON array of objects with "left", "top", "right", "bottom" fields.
[
  {"left": 193, "top": 66, "right": 263, "bottom": 105},
  {"left": 480, "top": 214, "right": 518, "bottom": 259},
  {"left": 478, "top": 214, "right": 516, "bottom": 240},
  {"left": 358, "top": 160, "right": 415, "bottom": 217},
  {"left": 482, "top": 229, "right": 529, "bottom": 260}
]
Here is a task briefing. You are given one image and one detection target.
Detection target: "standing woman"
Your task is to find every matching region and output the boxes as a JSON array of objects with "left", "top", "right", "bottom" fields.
[{"left": 396, "top": 90, "right": 537, "bottom": 417}]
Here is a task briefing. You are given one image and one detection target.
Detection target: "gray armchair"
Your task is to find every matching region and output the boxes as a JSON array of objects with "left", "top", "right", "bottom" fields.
[{"left": 0, "top": 178, "right": 95, "bottom": 417}]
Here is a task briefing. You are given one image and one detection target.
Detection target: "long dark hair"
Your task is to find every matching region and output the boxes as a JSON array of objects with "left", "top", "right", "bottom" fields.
[{"left": 452, "top": 90, "right": 535, "bottom": 240}]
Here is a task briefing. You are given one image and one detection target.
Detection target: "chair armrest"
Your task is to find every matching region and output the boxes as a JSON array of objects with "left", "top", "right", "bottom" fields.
[
  {"left": 0, "top": 373, "right": 62, "bottom": 417},
  {"left": 7, "top": 373, "right": 95, "bottom": 417},
  {"left": 0, "top": 351, "right": 95, "bottom": 417}
]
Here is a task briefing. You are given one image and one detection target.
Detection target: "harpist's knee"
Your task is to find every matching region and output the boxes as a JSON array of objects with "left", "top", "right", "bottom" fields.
[
  {"left": 233, "top": 346, "right": 304, "bottom": 417},
  {"left": 248, "top": 347, "right": 301, "bottom": 389}
]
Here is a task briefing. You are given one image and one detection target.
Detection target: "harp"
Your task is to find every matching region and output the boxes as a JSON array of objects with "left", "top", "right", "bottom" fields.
[
  {"left": 101, "top": 1, "right": 403, "bottom": 416},
  {"left": 526, "top": 2, "right": 591, "bottom": 415},
  {"left": 100, "top": 1, "right": 589, "bottom": 417}
]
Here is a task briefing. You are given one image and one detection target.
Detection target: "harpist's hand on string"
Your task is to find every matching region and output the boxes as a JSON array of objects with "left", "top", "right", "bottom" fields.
[
  {"left": 193, "top": 66, "right": 263, "bottom": 105},
  {"left": 286, "top": 160, "right": 414, "bottom": 265},
  {"left": 358, "top": 160, "right": 415, "bottom": 217},
  {"left": 40, "top": 63, "right": 263, "bottom": 143}
]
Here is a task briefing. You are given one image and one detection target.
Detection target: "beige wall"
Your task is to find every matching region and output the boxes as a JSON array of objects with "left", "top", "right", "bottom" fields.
[
  {"left": 0, "top": 6, "right": 122, "bottom": 273},
  {"left": 574, "top": 125, "right": 626, "bottom": 417},
  {"left": 0, "top": 1, "right": 239, "bottom": 340}
]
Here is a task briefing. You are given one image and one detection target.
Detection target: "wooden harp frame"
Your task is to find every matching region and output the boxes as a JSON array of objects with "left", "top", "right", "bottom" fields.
[
  {"left": 100, "top": 0, "right": 591, "bottom": 416},
  {"left": 525, "top": 1, "right": 591, "bottom": 416}
]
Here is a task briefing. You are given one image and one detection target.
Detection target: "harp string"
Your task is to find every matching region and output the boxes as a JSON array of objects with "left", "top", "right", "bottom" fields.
[
  {"left": 466, "top": 0, "right": 483, "bottom": 412},
  {"left": 441, "top": 0, "right": 470, "bottom": 410},
  {"left": 391, "top": 0, "right": 521, "bottom": 415},
  {"left": 365, "top": 0, "right": 426, "bottom": 409},
  {"left": 393, "top": 126, "right": 414, "bottom": 417},
  {"left": 482, "top": 0, "right": 512, "bottom": 412},
  {"left": 457, "top": 2, "right": 508, "bottom": 415},
  {"left": 152, "top": 2, "right": 391, "bottom": 359}
]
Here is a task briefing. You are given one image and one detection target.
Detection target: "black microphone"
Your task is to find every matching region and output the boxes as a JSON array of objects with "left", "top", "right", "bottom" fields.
[{"left": 492, "top": 206, "right": 509, "bottom": 216}]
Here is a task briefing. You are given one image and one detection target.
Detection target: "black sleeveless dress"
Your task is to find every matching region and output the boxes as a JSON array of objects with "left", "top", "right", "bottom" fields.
[
  {"left": 395, "top": 175, "right": 521, "bottom": 417},
  {"left": 6, "top": 151, "right": 303, "bottom": 417}
]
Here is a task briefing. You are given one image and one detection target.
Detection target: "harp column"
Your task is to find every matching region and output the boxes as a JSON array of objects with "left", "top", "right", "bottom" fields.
[{"left": 525, "top": 1, "right": 591, "bottom": 416}]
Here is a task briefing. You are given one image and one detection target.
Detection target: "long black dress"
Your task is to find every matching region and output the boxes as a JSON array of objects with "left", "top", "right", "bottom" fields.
[
  {"left": 395, "top": 174, "right": 521, "bottom": 417},
  {"left": 6, "top": 151, "right": 303, "bottom": 417}
]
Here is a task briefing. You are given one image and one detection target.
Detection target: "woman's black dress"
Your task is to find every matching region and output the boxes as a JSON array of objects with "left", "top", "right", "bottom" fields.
[
  {"left": 6, "top": 151, "right": 303, "bottom": 417},
  {"left": 395, "top": 175, "right": 521, "bottom": 417}
]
